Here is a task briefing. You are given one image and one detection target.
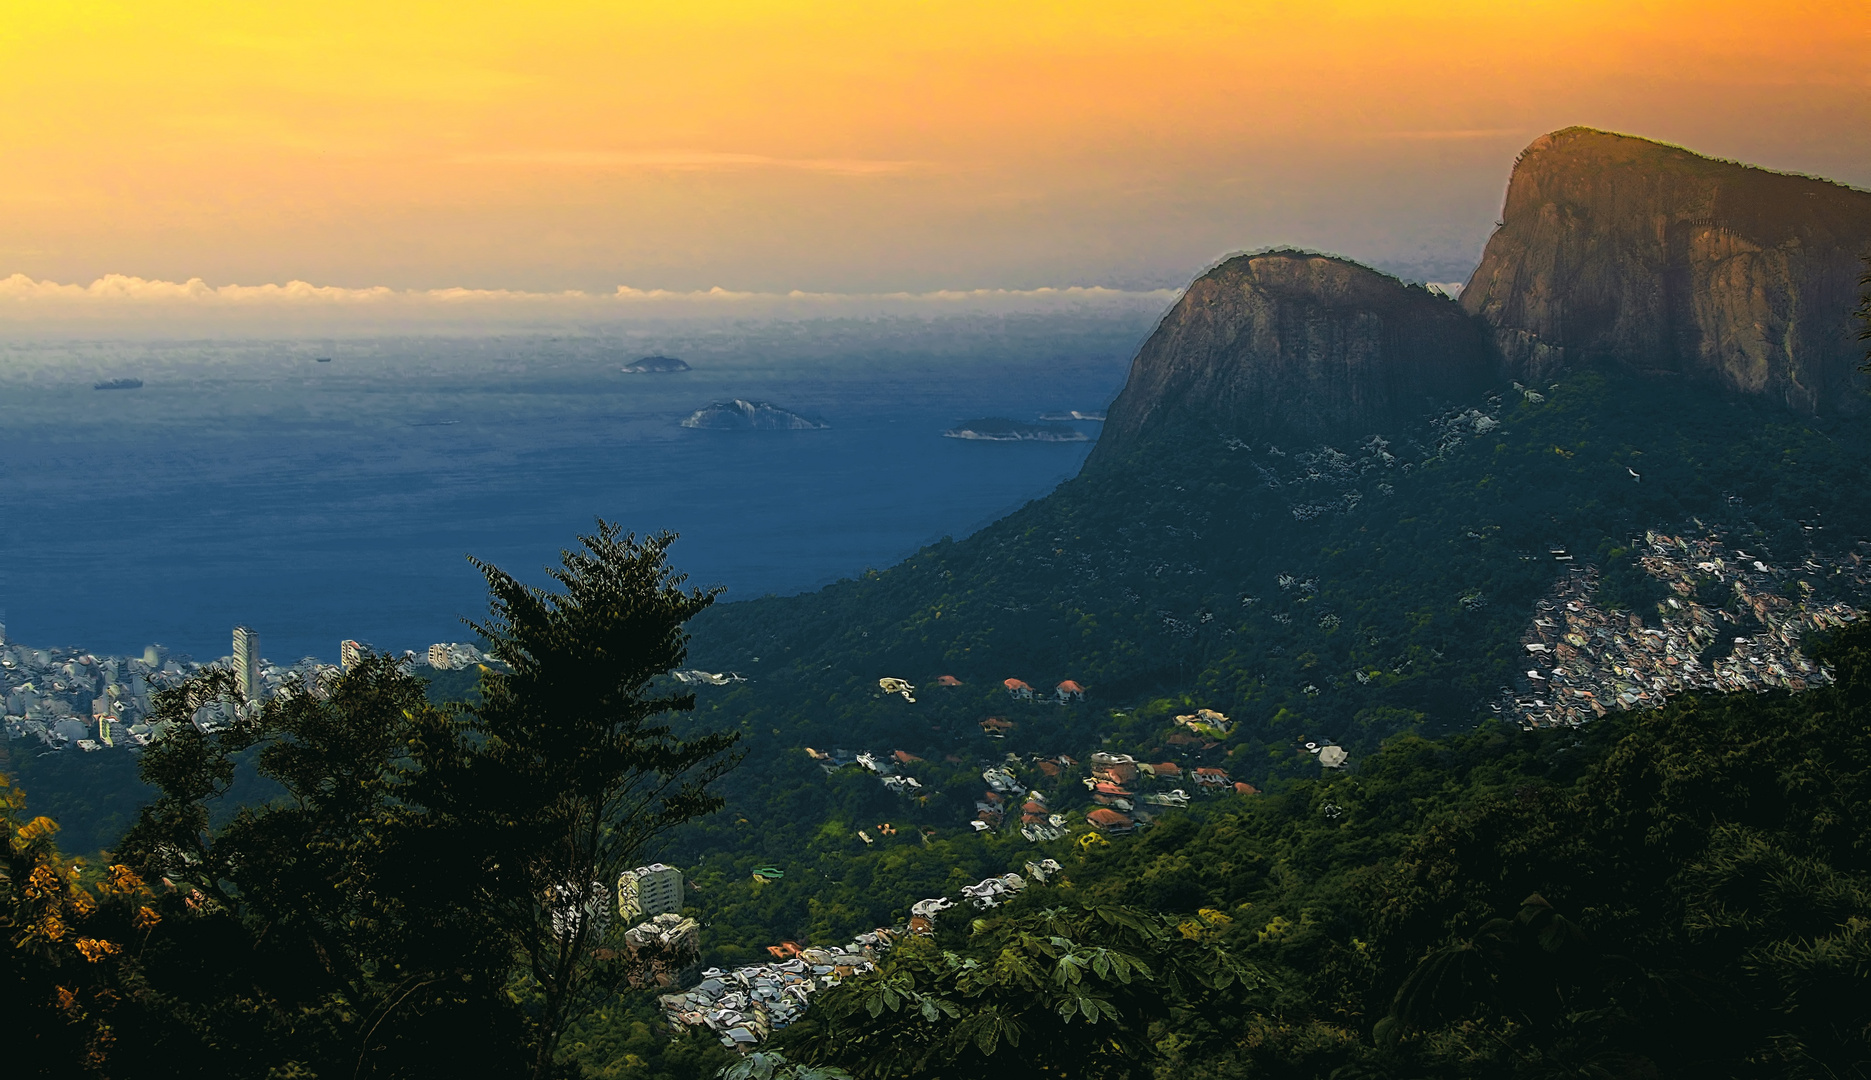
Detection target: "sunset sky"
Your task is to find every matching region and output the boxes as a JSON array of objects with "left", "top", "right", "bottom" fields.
[{"left": 2, "top": 1, "right": 1866, "bottom": 304}]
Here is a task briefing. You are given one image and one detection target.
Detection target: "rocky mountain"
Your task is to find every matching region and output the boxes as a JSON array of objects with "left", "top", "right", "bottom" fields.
[
  {"left": 689, "top": 128, "right": 1871, "bottom": 763},
  {"left": 1463, "top": 127, "right": 1871, "bottom": 415},
  {"left": 1092, "top": 252, "right": 1494, "bottom": 461}
]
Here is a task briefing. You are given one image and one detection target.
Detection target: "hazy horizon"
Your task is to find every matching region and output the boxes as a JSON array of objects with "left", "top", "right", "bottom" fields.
[{"left": 5, "top": 3, "right": 1865, "bottom": 303}]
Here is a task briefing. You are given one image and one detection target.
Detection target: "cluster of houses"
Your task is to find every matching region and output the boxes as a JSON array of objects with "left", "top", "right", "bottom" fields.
[
  {"left": 957, "top": 859, "right": 1065, "bottom": 910},
  {"left": 1000, "top": 677, "right": 1086, "bottom": 703},
  {"left": 657, "top": 929, "right": 899, "bottom": 1049},
  {"left": 1075, "top": 751, "right": 1253, "bottom": 834},
  {"left": 1509, "top": 531, "right": 1865, "bottom": 729},
  {"left": 663, "top": 854, "right": 1070, "bottom": 1050}
]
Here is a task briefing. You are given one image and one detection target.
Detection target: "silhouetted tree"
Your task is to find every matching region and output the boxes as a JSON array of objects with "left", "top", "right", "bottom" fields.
[{"left": 408, "top": 523, "right": 742, "bottom": 1079}]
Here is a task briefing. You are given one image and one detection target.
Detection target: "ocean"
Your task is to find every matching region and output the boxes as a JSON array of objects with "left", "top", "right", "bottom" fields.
[{"left": 0, "top": 312, "right": 1155, "bottom": 664}]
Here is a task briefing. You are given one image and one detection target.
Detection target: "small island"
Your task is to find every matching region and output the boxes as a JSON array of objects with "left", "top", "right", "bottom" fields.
[
  {"left": 943, "top": 417, "right": 1089, "bottom": 442},
  {"left": 93, "top": 378, "right": 144, "bottom": 391},
  {"left": 681, "top": 399, "right": 829, "bottom": 430},
  {"left": 623, "top": 355, "right": 691, "bottom": 374}
]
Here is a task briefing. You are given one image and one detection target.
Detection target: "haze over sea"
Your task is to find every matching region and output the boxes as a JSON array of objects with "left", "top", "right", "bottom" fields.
[{"left": 0, "top": 312, "right": 1159, "bottom": 664}]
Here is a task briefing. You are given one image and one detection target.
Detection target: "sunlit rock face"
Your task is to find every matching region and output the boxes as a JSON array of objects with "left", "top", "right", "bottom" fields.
[
  {"left": 1463, "top": 127, "right": 1871, "bottom": 415},
  {"left": 1092, "top": 251, "right": 1495, "bottom": 462}
]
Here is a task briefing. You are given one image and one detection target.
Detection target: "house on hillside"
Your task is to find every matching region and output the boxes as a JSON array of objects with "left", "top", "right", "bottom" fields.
[
  {"left": 1193, "top": 767, "right": 1231, "bottom": 787},
  {"left": 1055, "top": 680, "right": 1086, "bottom": 703},
  {"left": 1090, "top": 752, "right": 1138, "bottom": 785},
  {"left": 1003, "top": 678, "right": 1035, "bottom": 700},
  {"left": 1175, "top": 708, "right": 1232, "bottom": 735},
  {"left": 1152, "top": 762, "right": 1182, "bottom": 779},
  {"left": 935, "top": 675, "right": 963, "bottom": 687},
  {"left": 979, "top": 716, "right": 1015, "bottom": 737},
  {"left": 1086, "top": 808, "right": 1135, "bottom": 834}
]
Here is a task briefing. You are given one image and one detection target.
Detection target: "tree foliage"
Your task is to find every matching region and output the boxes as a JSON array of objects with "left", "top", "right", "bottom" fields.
[
  {"left": 785, "top": 903, "right": 1262, "bottom": 1080},
  {"left": 6, "top": 522, "right": 738, "bottom": 1079},
  {"left": 408, "top": 524, "right": 743, "bottom": 1077}
]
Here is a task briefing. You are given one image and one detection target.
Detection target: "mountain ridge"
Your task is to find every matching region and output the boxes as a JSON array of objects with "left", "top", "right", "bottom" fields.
[
  {"left": 1091, "top": 251, "right": 1495, "bottom": 462},
  {"left": 1463, "top": 126, "right": 1871, "bottom": 414}
]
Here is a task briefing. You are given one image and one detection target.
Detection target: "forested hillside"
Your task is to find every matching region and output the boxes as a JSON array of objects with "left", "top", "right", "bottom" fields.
[{"left": 667, "top": 368, "right": 1871, "bottom": 935}]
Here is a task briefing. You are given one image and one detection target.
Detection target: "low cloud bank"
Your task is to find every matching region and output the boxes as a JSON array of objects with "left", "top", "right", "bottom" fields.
[{"left": 0, "top": 274, "right": 1180, "bottom": 336}]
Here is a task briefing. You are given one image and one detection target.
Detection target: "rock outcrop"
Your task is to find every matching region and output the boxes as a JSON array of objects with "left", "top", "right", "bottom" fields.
[
  {"left": 681, "top": 400, "right": 828, "bottom": 430},
  {"left": 1091, "top": 252, "right": 1495, "bottom": 461},
  {"left": 1463, "top": 127, "right": 1871, "bottom": 414}
]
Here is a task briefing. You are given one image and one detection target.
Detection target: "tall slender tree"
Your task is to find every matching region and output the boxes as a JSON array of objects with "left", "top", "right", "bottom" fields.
[{"left": 408, "top": 522, "right": 741, "bottom": 1078}]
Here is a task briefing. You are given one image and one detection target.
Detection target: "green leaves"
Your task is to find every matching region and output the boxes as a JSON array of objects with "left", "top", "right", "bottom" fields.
[{"left": 791, "top": 902, "right": 1266, "bottom": 1079}]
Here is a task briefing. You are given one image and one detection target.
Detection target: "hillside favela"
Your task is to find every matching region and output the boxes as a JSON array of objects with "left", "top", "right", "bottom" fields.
[{"left": 6, "top": 6, "right": 1871, "bottom": 1080}]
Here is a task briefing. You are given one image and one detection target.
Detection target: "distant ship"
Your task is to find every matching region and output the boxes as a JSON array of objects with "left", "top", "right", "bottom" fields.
[
  {"left": 315, "top": 357, "right": 332, "bottom": 363},
  {"left": 1037, "top": 410, "right": 1106, "bottom": 422},
  {"left": 93, "top": 378, "right": 143, "bottom": 390}
]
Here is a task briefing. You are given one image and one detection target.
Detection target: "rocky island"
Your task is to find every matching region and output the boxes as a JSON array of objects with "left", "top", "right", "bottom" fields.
[
  {"left": 623, "top": 355, "right": 691, "bottom": 373},
  {"left": 681, "top": 399, "right": 828, "bottom": 430},
  {"left": 943, "top": 417, "right": 1090, "bottom": 442}
]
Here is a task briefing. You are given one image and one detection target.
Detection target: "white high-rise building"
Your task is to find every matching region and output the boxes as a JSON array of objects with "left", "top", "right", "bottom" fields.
[
  {"left": 232, "top": 626, "right": 261, "bottom": 702},
  {"left": 618, "top": 863, "right": 685, "bottom": 922},
  {"left": 340, "top": 639, "right": 365, "bottom": 673}
]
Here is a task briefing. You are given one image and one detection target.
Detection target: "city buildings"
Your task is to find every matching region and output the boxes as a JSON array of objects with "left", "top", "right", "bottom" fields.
[
  {"left": 340, "top": 639, "right": 365, "bottom": 672},
  {"left": 232, "top": 625, "right": 260, "bottom": 702},
  {"left": 619, "top": 863, "right": 685, "bottom": 921},
  {"left": 427, "top": 642, "right": 484, "bottom": 670}
]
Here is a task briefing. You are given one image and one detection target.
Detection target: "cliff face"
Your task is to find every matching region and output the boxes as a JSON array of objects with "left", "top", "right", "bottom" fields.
[
  {"left": 1091, "top": 252, "right": 1494, "bottom": 463},
  {"left": 1463, "top": 127, "right": 1871, "bottom": 414}
]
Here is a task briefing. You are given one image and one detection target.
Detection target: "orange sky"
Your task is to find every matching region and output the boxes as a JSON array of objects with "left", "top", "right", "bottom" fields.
[{"left": 2, "top": 1, "right": 1865, "bottom": 295}]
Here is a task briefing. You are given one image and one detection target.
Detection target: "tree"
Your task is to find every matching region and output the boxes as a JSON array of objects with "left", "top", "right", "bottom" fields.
[
  {"left": 2, "top": 775, "right": 161, "bottom": 1076},
  {"left": 790, "top": 902, "right": 1261, "bottom": 1080},
  {"left": 111, "top": 655, "right": 532, "bottom": 1078},
  {"left": 407, "top": 523, "right": 742, "bottom": 1079}
]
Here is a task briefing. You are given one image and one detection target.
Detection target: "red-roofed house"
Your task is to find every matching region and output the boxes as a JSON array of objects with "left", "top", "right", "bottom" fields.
[
  {"left": 980, "top": 716, "right": 1015, "bottom": 736},
  {"left": 1233, "top": 782, "right": 1260, "bottom": 796},
  {"left": 1055, "top": 680, "right": 1086, "bottom": 703},
  {"left": 892, "top": 750, "right": 924, "bottom": 765},
  {"left": 936, "top": 675, "right": 963, "bottom": 687},
  {"left": 1193, "top": 767, "right": 1231, "bottom": 787},
  {"left": 1153, "top": 762, "right": 1181, "bottom": 779},
  {"left": 1036, "top": 759, "right": 1063, "bottom": 778},
  {"left": 1003, "top": 678, "right": 1035, "bottom": 700},
  {"left": 1086, "top": 808, "right": 1135, "bottom": 834}
]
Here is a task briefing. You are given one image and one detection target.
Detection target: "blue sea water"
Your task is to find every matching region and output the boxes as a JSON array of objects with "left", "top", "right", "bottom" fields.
[{"left": 0, "top": 313, "right": 1154, "bottom": 663}]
